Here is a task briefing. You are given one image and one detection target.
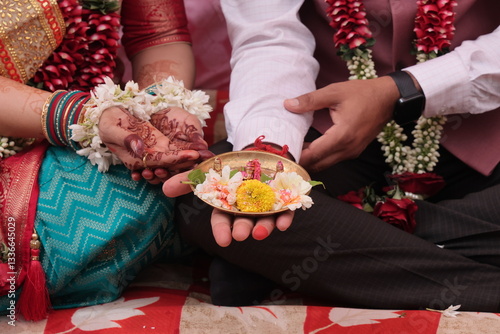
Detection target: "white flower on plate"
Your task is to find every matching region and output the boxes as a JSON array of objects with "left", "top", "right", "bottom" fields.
[
  {"left": 269, "top": 172, "right": 313, "bottom": 211},
  {"left": 195, "top": 165, "right": 243, "bottom": 210}
]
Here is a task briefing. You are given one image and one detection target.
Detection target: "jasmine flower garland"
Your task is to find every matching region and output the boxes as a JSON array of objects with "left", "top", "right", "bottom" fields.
[
  {"left": 70, "top": 76, "right": 212, "bottom": 172},
  {"left": 327, "top": 0, "right": 457, "bottom": 231},
  {"left": 0, "top": 137, "right": 34, "bottom": 159},
  {"left": 327, "top": 0, "right": 455, "bottom": 175}
]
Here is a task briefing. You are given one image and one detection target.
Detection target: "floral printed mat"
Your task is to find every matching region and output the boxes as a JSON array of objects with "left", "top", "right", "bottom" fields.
[{"left": 2, "top": 260, "right": 500, "bottom": 334}]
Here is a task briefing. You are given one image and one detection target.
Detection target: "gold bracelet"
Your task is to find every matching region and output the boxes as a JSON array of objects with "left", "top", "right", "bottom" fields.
[
  {"left": 40, "top": 90, "right": 65, "bottom": 142},
  {"left": 77, "top": 100, "right": 90, "bottom": 125}
]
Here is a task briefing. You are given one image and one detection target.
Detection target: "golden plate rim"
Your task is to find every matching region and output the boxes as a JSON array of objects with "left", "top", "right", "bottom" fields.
[{"left": 190, "top": 151, "right": 311, "bottom": 216}]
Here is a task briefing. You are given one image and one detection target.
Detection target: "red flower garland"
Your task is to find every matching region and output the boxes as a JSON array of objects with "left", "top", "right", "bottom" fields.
[
  {"left": 33, "top": 0, "right": 120, "bottom": 92},
  {"left": 325, "top": 0, "right": 375, "bottom": 60},
  {"left": 328, "top": 0, "right": 457, "bottom": 233},
  {"left": 326, "top": 0, "right": 372, "bottom": 49},
  {"left": 414, "top": 0, "right": 457, "bottom": 55}
]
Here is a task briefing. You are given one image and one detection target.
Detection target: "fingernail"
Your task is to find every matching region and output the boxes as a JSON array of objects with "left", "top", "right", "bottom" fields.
[
  {"left": 124, "top": 134, "right": 144, "bottom": 158},
  {"left": 286, "top": 98, "right": 300, "bottom": 107},
  {"left": 253, "top": 225, "right": 269, "bottom": 240}
]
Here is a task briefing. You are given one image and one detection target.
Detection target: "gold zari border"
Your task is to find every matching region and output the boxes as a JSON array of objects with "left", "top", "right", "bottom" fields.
[{"left": 0, "top": 0, "right": 65, "bottom": 83}]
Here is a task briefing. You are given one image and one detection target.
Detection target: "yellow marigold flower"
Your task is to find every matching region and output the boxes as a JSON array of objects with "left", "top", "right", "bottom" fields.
[{"left": 236, "top": 180, "right": 276, "bottom": 212}]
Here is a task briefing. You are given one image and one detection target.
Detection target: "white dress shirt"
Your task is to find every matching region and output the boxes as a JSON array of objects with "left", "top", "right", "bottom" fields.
[
  {"left": 221, "top": 0, "right": 317, "bottom": 160},
  {"left": 407, "top": 26, "right": 500, "bottom": 118},
  {"left": 222, "top": 0, "right": 500, "bottom": 163}
]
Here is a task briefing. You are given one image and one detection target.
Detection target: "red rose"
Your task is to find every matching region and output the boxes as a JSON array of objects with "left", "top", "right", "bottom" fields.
[
  {"left": 338, "top": 190, "right": 364, "bottom": 210},
  {"left": 389, "top": 172, "right": 445, "bottom": 198},
  {"left": 373, "top": 198, "right": 418, "bottom": 233}
]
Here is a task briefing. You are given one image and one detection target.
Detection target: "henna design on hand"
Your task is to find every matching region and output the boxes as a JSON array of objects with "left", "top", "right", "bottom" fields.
[
  {"left": 124, "top": 116, "right": 158, "bottom": 147},
  {"left": 151, "top": 108, "right": 205, "bottom": 151}
]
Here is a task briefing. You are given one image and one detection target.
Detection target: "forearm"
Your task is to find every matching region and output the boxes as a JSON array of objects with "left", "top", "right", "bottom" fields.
[
  {"left": 130, "top": 42, "right": 195, "bottom": 89},
  {"left": 221, "top": 0, "right": 318, "bottom": 160},
  {"left": 121, "top": 0, "right": 193, "bottom": 89},
  {"left": 0, "top": 77, "right": 49, "bottom": 138},
  {"left": 405, "top": 25, "right": 500, "bottom": 117}
]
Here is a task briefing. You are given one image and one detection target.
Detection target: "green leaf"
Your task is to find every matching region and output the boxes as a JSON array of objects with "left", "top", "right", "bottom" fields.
[
  {"left": 366, "top": 38, "right": 376, "bottom": 47},
  {"left": 260, "top": 174, "right": 273, "bottom": 183},
  {"left": 187, "top": 169, "right": 206, "bottom": 185},
  {"left": 354, "top": 48, "right": 363, "bottom": 57},
  {"left": 309, "top": 180, "right": 325, "bottom": 189},
  {"left": 81, "top": 0, "right": 120, "bottom": 14},
  {"left": 390, "top": 185, "right": 404, "bottom": 200},
  {"left": 362, "top": 202, "right": 374, "bottom": 213}
]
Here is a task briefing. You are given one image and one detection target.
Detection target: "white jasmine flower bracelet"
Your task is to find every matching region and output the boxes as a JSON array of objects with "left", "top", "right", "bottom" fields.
[{"left": 69, "top": 76, "right": 212, "bottom": 172}]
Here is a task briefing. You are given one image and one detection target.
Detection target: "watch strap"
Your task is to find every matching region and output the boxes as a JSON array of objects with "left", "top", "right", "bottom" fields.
[
  {"left": 387, "top": 71, "right": 419, "bottom": 97},
  {"left": 387, "top": 71, "right": 425, "bottom": 125}
]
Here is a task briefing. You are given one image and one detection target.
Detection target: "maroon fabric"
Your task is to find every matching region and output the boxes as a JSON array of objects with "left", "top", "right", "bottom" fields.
[
  {"left": 305, "top": 0, "right": 500, "bottom": 175},
  {"left": 121, "top": 0, "right": 191, "bottom": 59},
  {"left": 0, "top": 142, "right": 48, "bottom": 296}
]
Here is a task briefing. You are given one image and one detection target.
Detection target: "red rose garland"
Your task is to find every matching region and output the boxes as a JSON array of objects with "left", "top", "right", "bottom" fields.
[
  {"left": 414, "top": 0, "right": 456, "bottom": 57},
  {"left": 326, "top": 0, "right": 374, "bottom": 59},
  {"left": 327, "top": 0, "right": 457, "bottom": 233},
  {"left": 32, "top": 0, "right": 121, "bottom": 92}
]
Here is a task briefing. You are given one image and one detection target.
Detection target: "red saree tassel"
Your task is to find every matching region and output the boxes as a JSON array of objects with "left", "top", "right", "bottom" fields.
[{"left": 18, "top": 236, "right": 51, "bottom": 321}]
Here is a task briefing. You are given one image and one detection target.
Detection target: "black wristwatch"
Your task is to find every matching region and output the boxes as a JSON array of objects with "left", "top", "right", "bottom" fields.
[{"left": 387, "top": 71, "right": 426, "bottom": 125}]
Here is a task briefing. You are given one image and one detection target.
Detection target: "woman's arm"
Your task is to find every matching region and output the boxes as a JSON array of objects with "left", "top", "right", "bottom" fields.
[
  {"left": 0, "top": 76, "right": 49, "bottom": 138},
  {"left": 121, "top": 0, "right": 194, "bottom": 89},
  {"left": 130, "top": 43, "right": 195, "bottom": 89}
]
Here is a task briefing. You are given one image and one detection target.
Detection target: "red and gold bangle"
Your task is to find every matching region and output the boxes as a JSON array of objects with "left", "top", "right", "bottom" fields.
[
  {"left": 41, "top": 90, "right": 65, "bottom": 144},
  {"left": 41, "top": 90, "right": 90, "bottom": 148}
]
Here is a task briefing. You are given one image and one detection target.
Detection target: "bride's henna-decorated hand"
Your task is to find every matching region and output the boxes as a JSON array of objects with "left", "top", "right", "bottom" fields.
[
  {"left": 134, "top": 107, "right": 214, "bottom": 183},
  {"left": 150, "top": 106, "right": 214, "bottom": 163},
  {"left": 130, "top": 106, "right": 214, "bottom": 183},
  {"left": 98, "top": 106, "right": 209, "bottom": 182}
]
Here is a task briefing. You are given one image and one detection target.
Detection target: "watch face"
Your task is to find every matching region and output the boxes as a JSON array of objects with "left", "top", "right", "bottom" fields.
[{"left": 396, "top": 93, "right": 425, "bottom": 124}]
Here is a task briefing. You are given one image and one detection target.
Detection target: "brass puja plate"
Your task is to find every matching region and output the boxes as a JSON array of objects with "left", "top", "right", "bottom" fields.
[{"left": 190, "top": 151, "right": 311, "bottom": 216}]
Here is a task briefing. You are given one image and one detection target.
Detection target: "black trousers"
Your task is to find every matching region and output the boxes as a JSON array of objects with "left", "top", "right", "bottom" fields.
[{"left": 175, "top": 133, "right": 500, "bottom": 312}]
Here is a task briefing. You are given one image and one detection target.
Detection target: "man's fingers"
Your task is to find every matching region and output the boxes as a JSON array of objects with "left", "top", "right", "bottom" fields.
[
  {"left": 275, "top": 210, "right": 294, "bottom": 231},
  {"left": 252, "top": 216, "right": 275, "bottom": 240},
  {"left": 299, "top": 127, "right": 350, "bottom": 172},
  {"left": 232, "top": 216, "right": 254, "bottom": 241},
  {"left": 284, "top": 86, "right": 336, "bottom": 114},
  {"left": 211, "top": 209, "right": 233, "bottom": 247}
]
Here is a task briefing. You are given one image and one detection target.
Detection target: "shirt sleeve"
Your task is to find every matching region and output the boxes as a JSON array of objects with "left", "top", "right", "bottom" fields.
[
  {"left": 405, "top": 26, "right": 500, "bottom": 118},
  {"left": 221, "top": 0, "right": 319, "bottom": 160}
]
